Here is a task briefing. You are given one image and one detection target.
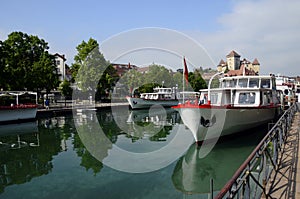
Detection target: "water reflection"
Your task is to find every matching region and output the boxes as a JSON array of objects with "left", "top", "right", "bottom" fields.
[
  {"left": 0, "top": 109, "right": 267, "bottom": 198},
  {"left": 75, "top": 107, "right": 193, "bottom": 173},
  {"left": 0, "top": 120, "right": 59, "bottom": 193},
  {"left": 172, "top": 126, "right": 267, "bottom": 196},
  {"left": 125, "top": 108, "right": 181, "bottom": 141}
]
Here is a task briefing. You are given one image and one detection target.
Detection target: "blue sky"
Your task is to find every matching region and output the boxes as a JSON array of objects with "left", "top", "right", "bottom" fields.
[{"left": 1, "top": 0, "right": 300, "bottom": 76}]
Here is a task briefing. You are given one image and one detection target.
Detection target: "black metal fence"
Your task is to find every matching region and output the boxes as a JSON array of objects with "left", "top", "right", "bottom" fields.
[{"left": 215, "top": 103, "right": 298, "bottom": 199}]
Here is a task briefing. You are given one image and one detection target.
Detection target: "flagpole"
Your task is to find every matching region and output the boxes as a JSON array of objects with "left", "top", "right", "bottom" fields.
[
  {"left": 182, "top": 57, "right": 185, "bottom": 103},
  {"left": 183, "top": 56, "right": 189, "bottom": 104}
]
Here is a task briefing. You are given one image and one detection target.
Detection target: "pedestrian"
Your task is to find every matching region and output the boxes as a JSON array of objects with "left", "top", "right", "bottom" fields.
[{"left": 45, "top": 98, "right": 50, "bottom": 109}]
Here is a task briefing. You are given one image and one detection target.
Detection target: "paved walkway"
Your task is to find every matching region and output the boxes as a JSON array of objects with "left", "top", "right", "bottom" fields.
[{"left": 263, "top": 111, "right": 300, "bottom": 198}]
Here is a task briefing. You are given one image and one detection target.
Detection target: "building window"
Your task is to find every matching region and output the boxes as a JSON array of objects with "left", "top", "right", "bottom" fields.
[{"left": 56, "top": 60, "right": 60, "bottom": 65}]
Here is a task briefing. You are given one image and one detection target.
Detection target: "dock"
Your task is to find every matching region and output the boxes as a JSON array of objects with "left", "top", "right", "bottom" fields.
[
  {"left": 36, "top": 102, "right": 129, "bottom": 118},
  {"left": 215, "top": 103, "right": 299, "bottom": 199},
  {"left": 262, "top": 110, "right": 300, "bottom": 198}
]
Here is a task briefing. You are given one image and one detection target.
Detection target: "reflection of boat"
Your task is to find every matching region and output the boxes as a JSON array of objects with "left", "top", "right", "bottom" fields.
[
  {"left": 0, "top": 91, "right": 38, "bottom": 123},
  {"left": 172, "top": 130, "right": 263, "bottom": 195},
  {"left": 173, "top": 74, "right": 281, "bottom": 142},
  {"left": 124, "top": 108, "right": 180, "bottom": 139},
  {"left": 126, "top": 108, "right": 177, "bottom": 125},
  {"left": 126, "top": 87, "right": 181, "bottom": 109},
  {"left": 0, "top": 121, "right": 38, "bottom": 136},
  {"left": 0, "top": 121, "right": 39, "bottom": 151}
]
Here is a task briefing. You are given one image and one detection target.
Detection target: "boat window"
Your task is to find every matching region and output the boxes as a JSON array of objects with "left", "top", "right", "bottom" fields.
[
  {"left": 238, "top": 92, "right": 256, "bottom": 104},
  {"left": 238, "top": 79, "right": 248, "bottom": 88},
  {"left": 222, "top": 79, "right": 237, "bottom": 88},
  {"left": 249, "top": 79, "right": 259, "bottom": 88},
  {"left": 210, "top": 93, "right": 219, "bottom": 104},
  {"left": 261, "top": 79, "right": 270, "bottom": 88},
  {"left": 262, "top": 91, "right": 272, "bottom": 104}
]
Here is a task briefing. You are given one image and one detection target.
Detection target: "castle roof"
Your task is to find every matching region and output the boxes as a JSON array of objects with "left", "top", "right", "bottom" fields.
[
  {"left": 218, "top": 59, "right": 226, "bottom": 66},
  {"left": 225, "top": 64, "right": 257, "bottom": 77},
  {"left": 252, "top": 58, "right": 260, "bottom": 65},
  {"left": 226, "top": 50, "right": 240, "bottom": 58}
]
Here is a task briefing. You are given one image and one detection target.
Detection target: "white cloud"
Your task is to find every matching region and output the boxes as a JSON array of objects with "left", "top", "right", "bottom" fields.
[
  {"left": 190, "top": 0, "right": 300, "bottom": 76},
  {"left": 100, "top": 28, "right": 216, "bottom": 71}
]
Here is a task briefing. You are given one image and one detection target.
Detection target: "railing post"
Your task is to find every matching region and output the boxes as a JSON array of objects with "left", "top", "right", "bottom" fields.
[
  {"left": 215, "top": 104, "right": 298, "bottom": 199},
  {"left": 210, "top": 178, "right": 214, "bottom": 199}
]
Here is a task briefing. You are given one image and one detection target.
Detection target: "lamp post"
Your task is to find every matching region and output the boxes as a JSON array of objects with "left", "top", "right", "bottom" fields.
[{"left": 207, "top": 71, "right": 224, "bottom": 105}]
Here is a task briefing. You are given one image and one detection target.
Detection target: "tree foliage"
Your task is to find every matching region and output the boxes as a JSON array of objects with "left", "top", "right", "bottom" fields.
[
  {"left": 188, "top": 69, "right": 207, "bottom": 91},
  {"left": 72, "top": 38, "right": 118, "bottom": 101},
  {"left": 0, "top": 31, "right": 58, "bottom": 92},
  {"left": 118, "top": 64, "right": 207, "bottom": 96},
  {"left": 59, "top": 80, "right": 73, "bottom": 97}
]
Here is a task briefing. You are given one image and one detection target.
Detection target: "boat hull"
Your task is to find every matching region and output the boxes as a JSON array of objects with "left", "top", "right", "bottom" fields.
[
  {"left": 0, "top": 107, "right": 37, "bottom": 123},
  {"left": 126, "top": 96, "right": 179, "bottom": 109},
  {"left": 175, "top": 106, "right": 276, "bottom": 142}
]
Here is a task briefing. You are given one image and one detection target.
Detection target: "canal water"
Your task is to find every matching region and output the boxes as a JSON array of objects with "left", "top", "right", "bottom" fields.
[{"left": 0, "top": 107, "right": 268, "bottom": 199}]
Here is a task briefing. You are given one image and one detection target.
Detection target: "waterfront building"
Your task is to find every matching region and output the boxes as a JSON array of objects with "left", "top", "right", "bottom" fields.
[
  {"left": 111, "top": 63, "right": 137, "bottom": 77},
  {"left": 217, "top": 50, "right": 260, "bottom": 75},
  {"left": 54, "top": 53, "right": 67, "bottom": 81}
]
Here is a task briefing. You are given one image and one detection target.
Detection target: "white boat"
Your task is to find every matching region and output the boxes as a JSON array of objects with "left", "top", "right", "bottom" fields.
[
  {"left": 126, "top": 87, "right": 181, "bottom": 109},
  {"left": 173, "top": 74, "right": 281, "bottom": 143},
  {"left": 0, "top": 91, "right": 38, "bottom": 123}
]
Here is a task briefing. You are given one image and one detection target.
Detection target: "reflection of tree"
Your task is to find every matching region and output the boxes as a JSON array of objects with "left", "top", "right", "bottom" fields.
[
  {"left": 73, "top": 133, "right": 103, "bottom": 175},
  {"left": 0, "top": 128, "right": 62, "bottom": 193},
  {"left": 74, "top": 111, "right": 123, "bottom": 175},
  {"left": 149, "top": 126, "right": 172, "bottom": 142}
]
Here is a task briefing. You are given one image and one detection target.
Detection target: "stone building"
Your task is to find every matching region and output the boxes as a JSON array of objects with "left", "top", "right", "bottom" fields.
[{"left": 217, "top": 50, "right": 260, "bottom": 75}]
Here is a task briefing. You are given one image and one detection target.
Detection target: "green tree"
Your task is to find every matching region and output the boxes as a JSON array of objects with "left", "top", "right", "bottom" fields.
[
  {"left": 118, "top": 68, "right": 143, "bottom": 96},
  {"left": 73, "top": 38, "right": 117, "bottom": 101},
  {"left": 188, "top": 69, "right": 207, "bottom": 91},
  {"left": 143, "top": 64, "right": 173, "bottom": 87},
  {"left": 172, "top": 71, "right": 184, "bottom": 90},
  {"left": 1, "top": 31, "right": 58, "bottom": 93},
  {"left": 30, "top": 52, "right": 59, "bottom": 93},
  {"left": 59, "top": 80, "right": 73, "bottom": 106},
  {"left": 0, "top": 40, "right": 6, "bottom": 88},
  {"left": 71, "top": 38, "right": 99, "bottom": 82}
]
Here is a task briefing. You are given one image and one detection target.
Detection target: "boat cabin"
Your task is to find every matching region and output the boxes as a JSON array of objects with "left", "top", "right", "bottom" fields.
[
  {"left": 199, "top": 76, "right": 279, "bottom": 107},
  {"left": 140, "top": 87, "right": 179, "bottom": 100}
]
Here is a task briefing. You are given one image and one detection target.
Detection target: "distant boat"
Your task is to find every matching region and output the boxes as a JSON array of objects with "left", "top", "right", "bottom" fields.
[
  {"left": 173, "top": 74, "right": 282, "bottom": 143},
  {"left": 126, "top": 86, "right": 200, "bottom": 109},
  {"left": 126, "top": 87, "right": 181, "bottom": 109},
  {"left": 0, "top": 91, "right": 38, "bottom": 123}
]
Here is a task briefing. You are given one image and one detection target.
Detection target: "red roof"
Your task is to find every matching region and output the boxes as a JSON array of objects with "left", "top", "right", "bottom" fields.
[
  {"left": 225, "top": 64, "right": 257, "bottom": 77},
  {"left": 252, "top": 58, "right": 260, "bottom": 65},
  {"left": 218, "top": 59, "right": 226, "bottom": 66},
  {"left": 226, "top": 50, "right": 241, "bottom": 58}
]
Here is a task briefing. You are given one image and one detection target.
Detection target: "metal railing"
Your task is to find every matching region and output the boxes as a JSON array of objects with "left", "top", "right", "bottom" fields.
[{"left": 215, "top": 103, "right": 298, "bottom": 199}]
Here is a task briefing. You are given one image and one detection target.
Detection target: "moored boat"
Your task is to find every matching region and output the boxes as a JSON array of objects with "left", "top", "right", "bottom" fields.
[
  {"left": 126, "top": 87, "right": 181, "bottom": 109},
  {"left": 0, "top": 91, "right": 38, "bottom": 123},
  {"left": 173, "top": 74, "right": 281, "bottom": 143}
]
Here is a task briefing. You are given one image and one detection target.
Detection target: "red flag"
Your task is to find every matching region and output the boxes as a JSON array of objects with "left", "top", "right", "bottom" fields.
[{"left": 183, "top": 57, "right": 189, "bottom": 84}]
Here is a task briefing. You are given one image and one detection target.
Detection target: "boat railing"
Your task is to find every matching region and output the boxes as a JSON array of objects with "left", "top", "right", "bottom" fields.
[{"left": 214, "top": 103, "right": 298, "bottom": 199}]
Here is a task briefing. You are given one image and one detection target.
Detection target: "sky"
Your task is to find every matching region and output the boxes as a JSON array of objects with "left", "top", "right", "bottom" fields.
[{"left": 1, "top": 0, "right": 300, "bottom": 76}]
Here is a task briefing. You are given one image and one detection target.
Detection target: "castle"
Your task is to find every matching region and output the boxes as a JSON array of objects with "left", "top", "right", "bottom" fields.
[{"left": 217, "top": 50, "right": 260, "bottom": 76}]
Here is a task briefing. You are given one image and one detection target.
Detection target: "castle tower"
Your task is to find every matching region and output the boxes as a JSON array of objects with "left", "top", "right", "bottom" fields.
[
  {"left": 217, "top": 59, "right": 226, "bottom": 72},
  {"left": 226, "top": 50, "right": 241, "bottom": 70},
  {"left": 251, "top": 58, "right": 260, "bottom": 74}
]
